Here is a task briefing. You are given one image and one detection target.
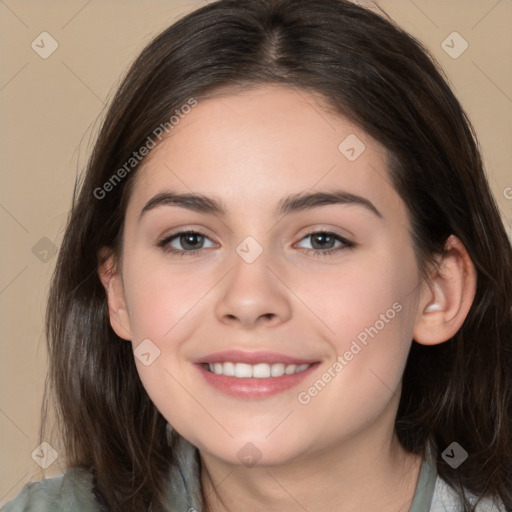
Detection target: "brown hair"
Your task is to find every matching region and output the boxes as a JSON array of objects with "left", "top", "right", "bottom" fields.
[{"left": 43, "top": 1, "right": 512, "bottom": 511}]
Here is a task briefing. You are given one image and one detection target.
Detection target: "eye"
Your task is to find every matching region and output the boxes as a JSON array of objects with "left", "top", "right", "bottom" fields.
[
  {"left": 157, "top": 229, "right": 355, "bottom": 257},
  {"left": 157, "top": 230, "right": 217, "bottom": 256},
  {"left": 295, "top": 230, "right": 355, "bottom": 256}
]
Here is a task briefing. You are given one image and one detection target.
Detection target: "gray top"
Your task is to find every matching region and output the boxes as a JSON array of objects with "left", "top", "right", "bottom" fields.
[{"left": 1, "top": 436, "right": 506, "bottom": 512}]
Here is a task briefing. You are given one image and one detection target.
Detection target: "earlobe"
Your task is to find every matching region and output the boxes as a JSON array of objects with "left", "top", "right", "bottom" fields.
[
  {"left": 413, "top": 235, "right": 477, "bottom": 346},
  {"left": 97, "top": 248, "right": 132, "bottom": 341}
]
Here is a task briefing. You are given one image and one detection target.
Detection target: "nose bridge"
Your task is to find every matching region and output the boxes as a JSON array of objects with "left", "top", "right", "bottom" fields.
[{"left": 214, "top": 238, "right": 292, "bottom": 328}]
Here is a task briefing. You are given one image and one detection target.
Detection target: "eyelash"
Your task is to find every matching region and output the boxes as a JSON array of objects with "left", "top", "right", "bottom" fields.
[{"left": 157, "top": 229, "right": 355, "bottom": 258}]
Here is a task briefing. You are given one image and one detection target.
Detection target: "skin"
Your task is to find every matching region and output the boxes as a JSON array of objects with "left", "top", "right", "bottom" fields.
[{"left": 99, "top": 84, "right": 476, "bottom": 512}]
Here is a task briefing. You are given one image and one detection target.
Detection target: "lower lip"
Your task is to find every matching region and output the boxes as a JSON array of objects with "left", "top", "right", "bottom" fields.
[{"left": 195, "top": 362, "right": 320, "bottom": 400}]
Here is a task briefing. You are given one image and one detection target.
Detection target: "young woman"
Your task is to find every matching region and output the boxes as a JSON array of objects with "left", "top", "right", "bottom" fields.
[{"left": 2, "top": 0, "right": 511, "bottom": 511}]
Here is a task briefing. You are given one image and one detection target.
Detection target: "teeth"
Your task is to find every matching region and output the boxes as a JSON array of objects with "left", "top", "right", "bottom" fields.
[
  {"left": 235, "top": 363, "right": 252, "bottom": 378},
  {"left": 207, "top": 362, "right": 311, "bottom": 378},
  {"left": 285, "top": 364, "right": 296, "bottom": 375},
  {"left": 222, "top": 362, "right": 235, "bottom": 376},
  {"left": 252, "top": 363, "right": 271, "bottom": 378},
  {"left": 270, "top": 363, "right": 285, "bottom": 376}
]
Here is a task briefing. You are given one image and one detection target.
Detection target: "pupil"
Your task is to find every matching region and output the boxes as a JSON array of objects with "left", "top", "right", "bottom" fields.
[
  {"left": 312, "top": 233, "right": 334, "bottom": 250},
  {"left": 181, "top": 233, "right": 202, "bottom": 250}
]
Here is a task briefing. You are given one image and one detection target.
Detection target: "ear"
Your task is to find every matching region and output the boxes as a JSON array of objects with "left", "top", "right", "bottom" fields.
[
  {"left": 97, "top": 247, "right": 132, "bottom": 341},
  {"left": 413, "top": 235, "right": 477, "bottom": 345}
]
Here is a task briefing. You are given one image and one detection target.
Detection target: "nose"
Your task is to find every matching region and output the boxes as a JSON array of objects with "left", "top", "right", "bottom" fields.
[{"left": 214, "top": 252, "right": 292, "bottom": 330}]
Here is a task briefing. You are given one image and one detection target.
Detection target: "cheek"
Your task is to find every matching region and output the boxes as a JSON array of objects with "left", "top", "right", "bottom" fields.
[
  {"left": 299, "top": 251, "right": 416, "bottom": 347},
  {"left": 122, "top": 253, "right": 214, "bottom": 341},
  {"left": 122, "top": 255, "right": 210, "bottom": 430},
  {"left": 120, "top": 254, "right": 221, "bottom": 424},
  {"left": 293, "top": 286, "right": 415, "bottom": 446},
  {"left": 298, "top": 246, "right": 418, "bottom": 398}
]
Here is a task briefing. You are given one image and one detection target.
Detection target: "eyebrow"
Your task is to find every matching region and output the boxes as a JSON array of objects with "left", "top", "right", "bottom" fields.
[{"left": 139, "top": 189, "right": 383, "bottom": 220}]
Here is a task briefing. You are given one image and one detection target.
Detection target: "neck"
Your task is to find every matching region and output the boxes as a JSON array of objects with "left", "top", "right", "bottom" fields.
[{"left": 200, "top": 432, "right": 422, "bottom": 512}]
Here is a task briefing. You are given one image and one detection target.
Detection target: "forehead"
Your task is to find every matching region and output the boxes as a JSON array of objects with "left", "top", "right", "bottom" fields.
[{"left": 129, "top": 84, "right": 406, "bottom": 222}]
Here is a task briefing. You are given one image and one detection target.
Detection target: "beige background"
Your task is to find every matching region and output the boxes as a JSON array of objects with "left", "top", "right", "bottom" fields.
[{"left": 1, "top": 0, "right": 511, "bottom": 505}]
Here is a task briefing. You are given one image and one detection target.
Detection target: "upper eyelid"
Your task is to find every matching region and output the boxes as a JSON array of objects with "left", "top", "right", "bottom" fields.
[
  {"left": 161, "top": 228, "right": 215, "bottom": 242},
  {"left": 294, "top": 230, "right": 354, "bottom": 250}
]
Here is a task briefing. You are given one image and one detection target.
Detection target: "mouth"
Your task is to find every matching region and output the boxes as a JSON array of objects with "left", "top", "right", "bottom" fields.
[
  {"left": 202, "top": 361, "right": 311, "bottom": 378},
  {"left": 194, "top": 350, "right": 321, "bottom": 400}
]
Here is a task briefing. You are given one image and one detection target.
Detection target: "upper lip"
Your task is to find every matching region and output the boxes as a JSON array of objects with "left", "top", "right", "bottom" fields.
[{"left": 194, "top": 349, "right": 319, "bottom": 365}]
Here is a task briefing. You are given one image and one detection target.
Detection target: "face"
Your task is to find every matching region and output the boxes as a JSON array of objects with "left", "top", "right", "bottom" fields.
[{"left": 108, "top": 85, "right": 424, "bottom": 467}]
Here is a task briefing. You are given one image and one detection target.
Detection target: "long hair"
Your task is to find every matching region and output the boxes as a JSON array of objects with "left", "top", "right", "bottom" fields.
[{"left": 43, "top": 1, "right": 512, "bottom": 511}]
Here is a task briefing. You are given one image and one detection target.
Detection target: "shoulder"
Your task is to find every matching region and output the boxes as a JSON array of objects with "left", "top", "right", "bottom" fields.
[
  {"left": 430, "top": 476, "right": 507, "bottom": 512},
  {"left": 0, "top": 468, "right": 100, "bottom": 512}
]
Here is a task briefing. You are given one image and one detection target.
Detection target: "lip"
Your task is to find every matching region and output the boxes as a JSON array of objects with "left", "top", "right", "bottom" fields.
[
  {"left": 193, "top": 349, "right": 318, "bottom": 365},
  {"left": 193, "top": 350, "right": 321, "bottom": 400}
]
